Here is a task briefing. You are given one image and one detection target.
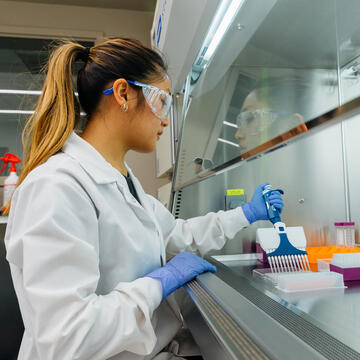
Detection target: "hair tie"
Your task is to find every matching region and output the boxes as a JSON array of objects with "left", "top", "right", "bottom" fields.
[
  {"left": 85, "top": 47, "right": 91, "bottom": 59},
  {"left": 79, "top": 47, "right": 91, "bottom": 63}
]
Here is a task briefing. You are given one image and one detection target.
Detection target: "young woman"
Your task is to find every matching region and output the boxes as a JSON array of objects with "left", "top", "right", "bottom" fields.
[{"left": 4, "top": 38, "right": 283, "bottom": 360}]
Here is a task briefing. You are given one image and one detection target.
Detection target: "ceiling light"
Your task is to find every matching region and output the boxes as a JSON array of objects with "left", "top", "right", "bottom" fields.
[
  {"left": 194, "top": 0, "right": 245, "bottom": 68},
  {"left": 0, "top": 110, "right": 86, "bottom": 116},
  {"left": 223, "top": 120, "right": 238, "bottom": 128},
  {"left": 0, "top": 89, "right": 79, "bottom": 96},
  {"left": 0, "top": 110, "right": 35, "bottom": 114},
  {"left": 204, "top": 0, "right": 245, "bottom": 62},
  {"left": 0, "top": 90, "right": 41, "bottom": 95},
  {"left": 218, "top": 137, "right": 239, "bottom": 147}
]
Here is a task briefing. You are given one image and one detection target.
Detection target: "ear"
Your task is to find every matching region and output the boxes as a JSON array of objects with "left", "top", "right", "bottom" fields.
[{"left": 112, "top": 78, "right": 129, "bottom": 106}]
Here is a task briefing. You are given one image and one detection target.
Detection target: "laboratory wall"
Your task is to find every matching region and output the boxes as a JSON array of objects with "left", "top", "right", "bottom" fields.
[{"left": 0, "top": 0, "right": 153, "bottom": 43}]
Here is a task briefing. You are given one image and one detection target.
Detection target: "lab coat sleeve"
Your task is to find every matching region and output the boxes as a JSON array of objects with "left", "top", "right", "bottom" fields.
[
  {"left": 5, "top": 171, "right": 162, "bottom": 360},
  {"left": 146, "top": 195, "right": 249, "bottom": 256}
]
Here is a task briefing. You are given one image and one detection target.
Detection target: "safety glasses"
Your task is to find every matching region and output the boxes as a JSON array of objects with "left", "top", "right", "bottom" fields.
[
  {"left": 103, "top": 80, "right": 172, "bottom": 121},
  {"left": 236, "top": 109, "right": 293, "bottom": 136}
]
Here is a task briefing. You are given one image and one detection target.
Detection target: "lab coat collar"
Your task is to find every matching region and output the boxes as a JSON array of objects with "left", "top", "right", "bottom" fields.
[{"left": 62, "top": 131, "right": 126, "bottom": 185}]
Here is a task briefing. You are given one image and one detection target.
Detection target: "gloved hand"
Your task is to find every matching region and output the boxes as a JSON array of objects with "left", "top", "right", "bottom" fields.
[
  {"left": 146, "top": 252, "right": 216, "bottom": 301},
  {"left": 241, "top": 182, "right": 284, "bottom": 224}
]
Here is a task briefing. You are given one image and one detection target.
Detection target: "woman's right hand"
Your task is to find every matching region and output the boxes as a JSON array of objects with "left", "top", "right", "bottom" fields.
[
  {"left": 241, "top": 183, "right": 284, "bottom": 224},
  {"left": 146, "top": 252, "right": 216, "bottom": 301}
]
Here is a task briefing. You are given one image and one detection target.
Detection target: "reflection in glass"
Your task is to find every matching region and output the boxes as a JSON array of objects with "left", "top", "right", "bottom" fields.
[
  {"left": 232, "top": 77, "right": 308, "bottom": 155},
  {"left": 338, "top": 2, "right": 360, "bottom": 105},
  {"left": 174, "top": 0, "right": 360, "bottom": 190}
]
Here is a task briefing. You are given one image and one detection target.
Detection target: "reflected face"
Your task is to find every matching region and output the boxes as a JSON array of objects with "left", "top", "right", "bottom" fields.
[
  {"left": 129, "top": 77, "right": 171, "bottom": 153},
  {"left": 235, "top": 92, "right": 270, "bottom": 151},
  {"left": 234, "top": 91, "right": 303, "bottom": 152}
]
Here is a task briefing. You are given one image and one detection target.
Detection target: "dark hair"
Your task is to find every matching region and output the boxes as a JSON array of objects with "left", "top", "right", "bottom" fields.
[
  {"left": 77, "top": 37, "right": 168, "bottom": 116},
  {"left": 6, "top": 38, "right": 167, "bottom": 216}
]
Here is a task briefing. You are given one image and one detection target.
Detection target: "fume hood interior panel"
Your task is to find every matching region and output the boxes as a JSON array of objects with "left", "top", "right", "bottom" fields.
[{"left": 173, "top": 0, "right": 360, "bottom": 190}]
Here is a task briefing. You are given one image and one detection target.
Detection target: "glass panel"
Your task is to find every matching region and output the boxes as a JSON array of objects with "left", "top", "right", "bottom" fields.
[
  {"left": 0, "top": 36, "right": 93, "bottom": 173},
  {"left": 175, "top": 0, "right": 344, "bottom": 189},
  {"left": 338, "top": 1, "right": 360, "bottom": 104}
]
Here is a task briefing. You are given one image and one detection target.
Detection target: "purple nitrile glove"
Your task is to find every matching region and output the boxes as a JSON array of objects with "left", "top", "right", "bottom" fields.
[
  {"left": 242, "top": 182, "right": 284, "bottom": 224},
  {"left": 146, "top": 252, "right": 216, "bottom": 301}
]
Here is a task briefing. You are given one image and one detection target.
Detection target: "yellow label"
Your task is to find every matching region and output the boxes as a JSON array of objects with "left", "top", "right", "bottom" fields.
[{"left": 227, "top": 189, "right": 245, "bottom": 196}]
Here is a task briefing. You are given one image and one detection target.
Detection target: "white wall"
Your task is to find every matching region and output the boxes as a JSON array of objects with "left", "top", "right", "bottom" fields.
[
  {"left": 0, "top": 0, "right": 166, "bottom": 197},
  {"left": 0, "top": 0, "right": 153, "bottom": 43},
  {"left": 126, "top": 151, "right": 169, "bottom": 197}
]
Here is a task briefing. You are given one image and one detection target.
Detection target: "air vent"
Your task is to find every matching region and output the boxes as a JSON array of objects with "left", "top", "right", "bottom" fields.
[
  {"left": 177, "top": 149, "right": 186, "bottom": 186},
  {"left": 174, "top": 190, "right": 183, "bottom": 219}
]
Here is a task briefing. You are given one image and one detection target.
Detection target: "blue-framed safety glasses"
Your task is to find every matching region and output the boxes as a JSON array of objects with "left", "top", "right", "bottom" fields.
[
  {"left": 236, "top": 109, "right": 296, "bottom": 136},
  {"left": 103, "top": 80, "right": 172, "bottom": 121}
]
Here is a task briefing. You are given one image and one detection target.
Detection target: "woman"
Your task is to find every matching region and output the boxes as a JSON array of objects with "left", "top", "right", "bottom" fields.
[{"left": 4, "top": 38, "right": 283, "bottom": 360}]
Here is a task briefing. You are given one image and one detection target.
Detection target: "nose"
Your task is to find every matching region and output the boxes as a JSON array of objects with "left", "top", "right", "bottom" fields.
[{"left": 235, "top": 129, "right": 245, "bottom": 140}]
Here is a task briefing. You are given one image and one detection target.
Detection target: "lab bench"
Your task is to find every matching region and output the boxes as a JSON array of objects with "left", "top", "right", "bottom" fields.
[{"left": 180, "top": 254, "right": 360, "bottom": 360}]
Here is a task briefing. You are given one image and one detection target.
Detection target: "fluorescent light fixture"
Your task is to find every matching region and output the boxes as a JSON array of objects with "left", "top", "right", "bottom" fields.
[
  {"left": 0, "top": 89, "right": 79, "bottom": 96},
  {"left": 192, "top": 0, "right": 246, "bottom": 70},
  {"left": 0, "top": 110, "right": 35, "bottom": 114},
  {"left": 0, "top": 110, "right": 86, "bottom": 116},
  {"left": 218, "top": 137, "right": 239, "bottom": 147},
  {"left": 223, "top": 120, "right": 238, "bottom": 128},
  {"left": 0, "top": 89, "right": 41, "bottom": 95},
  {"left": 203, "top": 0, "right": 245, "bottom": 62}
]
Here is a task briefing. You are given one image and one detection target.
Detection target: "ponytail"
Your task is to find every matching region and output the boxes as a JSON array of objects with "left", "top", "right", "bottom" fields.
[
  {"left": 3, "top": 37, "right": 167, "bottom": 216},
  {"left": 3, "top": 42, "right": 85, "bottom": 215}
]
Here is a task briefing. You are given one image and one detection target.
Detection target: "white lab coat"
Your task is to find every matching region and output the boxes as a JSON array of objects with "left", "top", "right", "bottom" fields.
[{"left": 5, "top": 132, "right": 249, "bottom": 360}]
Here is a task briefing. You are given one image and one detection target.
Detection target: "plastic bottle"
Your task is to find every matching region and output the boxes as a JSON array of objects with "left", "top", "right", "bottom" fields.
[{"left": 0, "top": 153, "right": 21, "bottom": 208}]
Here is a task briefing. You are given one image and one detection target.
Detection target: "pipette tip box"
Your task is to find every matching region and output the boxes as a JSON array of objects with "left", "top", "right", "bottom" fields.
[
  {"left": 256, "top": 242, "right": 269, "bottom": 264},
  {"left": 328, "top": 253, "right": 360, "bottom": 281},
  {"left": 329, "top": 264, "right": 360, "bottom": 281},
  {"left": 253, "top": 268, "right": 345, "bottom": 292}
]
